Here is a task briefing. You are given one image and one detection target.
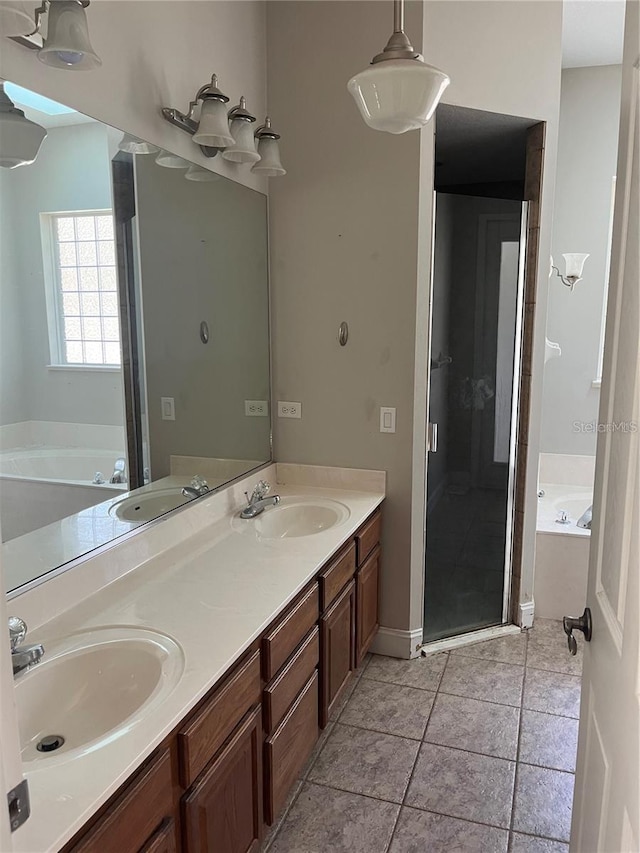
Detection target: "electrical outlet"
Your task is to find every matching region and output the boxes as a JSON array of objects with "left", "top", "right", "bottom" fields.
[
  {"left": 161, "top": 397, "right": 175, "bottom": 421},
  {"left": 245, "top": 400, "right": 268, "bottom": 417},
  {"left": 380, "top": 406, "right": 396, "bottom": 433},
  {"left": 278, "top": 401, "right": 302, "bottom": 419}
]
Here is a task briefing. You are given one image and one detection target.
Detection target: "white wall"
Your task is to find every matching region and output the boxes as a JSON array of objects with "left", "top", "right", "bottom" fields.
[
  {"left": 541, "top": 65, "right": 622, "bottom": 456},
  {"left": 0, "top": 1, "right": 268, "bottom": 194}
]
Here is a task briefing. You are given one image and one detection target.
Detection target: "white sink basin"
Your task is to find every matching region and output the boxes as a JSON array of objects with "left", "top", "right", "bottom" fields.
[
  {"left": 109, "top": 488, "right": 191, "bottom": 522},
  {"left": 15, "top": 627, "right": 184, "bottom": 766},
  {"left": 235, "top": 497, "right": 351, "bottom": 539}
]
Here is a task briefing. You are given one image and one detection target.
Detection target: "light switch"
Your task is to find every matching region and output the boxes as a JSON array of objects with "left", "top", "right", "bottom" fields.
[
  {"left": 161, "top": 397, "right": 175, "bottom": 421},
  {"left": 380, "top": 407, "right": 396, "bottom": 433}
]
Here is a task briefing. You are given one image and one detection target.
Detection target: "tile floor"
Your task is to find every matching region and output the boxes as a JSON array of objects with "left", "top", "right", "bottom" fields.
[{"left": 262, "top": 619, "right": 582, "bottom": 853}]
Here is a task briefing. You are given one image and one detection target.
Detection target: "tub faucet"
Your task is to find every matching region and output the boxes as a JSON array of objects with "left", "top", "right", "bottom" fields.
[
  {"left": 109, "top": 457, "right": 127, "bottom": 484},
  {"left": 577, "top": 505, "right": 592, "bottom": 530},
  {"left": 240, "top": 480, "right": 280, "bottom": 519},
  {"left": 9, "top": 617, "right": 44, "bottom": 678}
]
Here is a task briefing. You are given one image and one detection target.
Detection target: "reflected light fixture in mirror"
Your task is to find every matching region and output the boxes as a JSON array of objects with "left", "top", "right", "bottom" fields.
[
  {"left": 0, "top": 1, "right": 35, "bottom": 35},
  {"left": 551, "top": 253, "right": 590, "bottom": 291},
  {"left": 348, "top": 0, "right": 449, "bottom": 133},
  {"left": 0, "top": 81, "right": 47, "bottom": 168},
  {"left": 251, "top": 117, "right": 286, "bottom": 177},
  {"left": 6, "top": 0, "right": 101, "bottom": 70},
  {"left": 184, "top": 164, "right": 220, "bottom": 182},
  {"left": 222, "top": 96, "right": 260, "bottom": 164},
  {"left": 118, "top": 133, "right": 159, "bottom": 155},
  {"left": 155, "top": 149, "right": 190, "bottom": 169}
]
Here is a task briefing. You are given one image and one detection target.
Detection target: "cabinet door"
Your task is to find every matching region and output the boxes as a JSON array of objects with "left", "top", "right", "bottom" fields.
[
  {"left": 320, "top": 580, "right": 355, "bottom": 727},
  {"left": 139, "top": 819, "right": 177, "bottom": 853},
  {"left": 183, "top": 707, "right": 263, "bottom": 853},
  {"left": 356, "top": 545, "right": 380, "bottom": 666}
]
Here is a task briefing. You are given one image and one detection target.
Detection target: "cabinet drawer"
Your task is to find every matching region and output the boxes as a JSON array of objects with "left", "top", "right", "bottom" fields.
[
  {"left": 356, "top": 510, "right": 382, "bottom": 566},
  {"left": 139, "top": 819, "right": 176, "bottom": 853},
  {"left": 262, "top": 584, "right": 319, "bottom": 681},
  {"left": 70, "top": 748, "right": 174, "bottom": 853},
  {"left": 264, "top": 627, "right": 319, "bottom": 732},
  {"left": 178, "top": 650, "right": 261, "bottom": 788},
  {"left": 265, "top": 671, "right": 319, "bottom": 824},
  {"left": 319, "top": 542, "right": 356, "bottom": 610}
]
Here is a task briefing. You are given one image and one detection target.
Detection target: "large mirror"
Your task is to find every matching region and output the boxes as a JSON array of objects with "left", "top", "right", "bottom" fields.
[{"left": 0, "top": 81, "right": 271, "bottom": 594}]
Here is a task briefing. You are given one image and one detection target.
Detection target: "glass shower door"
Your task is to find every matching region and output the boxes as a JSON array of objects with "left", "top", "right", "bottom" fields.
[{"left": 423, "top": 193, "right": 527, "bottom": 643}]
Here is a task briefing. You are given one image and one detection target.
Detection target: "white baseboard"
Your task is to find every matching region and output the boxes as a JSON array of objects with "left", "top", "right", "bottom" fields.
[
  {"left": 519, "top": 600, "right": 535, "bottom": 629},
  {"left": 370, "top": 626, "right": 424, "bottom": 659}
]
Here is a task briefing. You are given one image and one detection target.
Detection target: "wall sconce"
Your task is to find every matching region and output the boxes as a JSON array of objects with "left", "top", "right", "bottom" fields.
[
  {"left": 348, "top": 0, "right": 449, "bottom": 134},
  {"left": 0, "top": 80, "right": 47, "bottom": 168},
  {"left": 117, "top": 133, "right": 158, "bottom": 155},
  {"left": 162, "top": 75, "right": 285, "bottom": 176},
  {"left": 551, "top": 253, "right": 590, "bottom": 291},
  {"left": 7, "top": 0, "right": 101, "bottom": 71}
]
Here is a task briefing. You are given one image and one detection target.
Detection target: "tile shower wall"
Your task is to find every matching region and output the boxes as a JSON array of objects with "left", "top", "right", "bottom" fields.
[{"left": 262, "top": 619, "right": 581, "bottom": 853}]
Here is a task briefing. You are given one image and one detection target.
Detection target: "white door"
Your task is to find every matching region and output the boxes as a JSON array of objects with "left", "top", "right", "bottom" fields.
[
  {"left": 570, "top": 3, "right": 640, "bottom": 850},
  {"left": 0, "top": 545, "right": 24, "bottom": 849}
]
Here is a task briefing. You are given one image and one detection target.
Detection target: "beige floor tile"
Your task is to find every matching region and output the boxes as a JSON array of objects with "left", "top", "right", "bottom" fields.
[
  {"left": 523, "top": 669, "right": 582, "bottom": 718},
  {"left": 425, "top": 693, "right": 520, "bottom": 760},
  {"left": 439, "top": 655, "right": 524, "bottom": 706},
  {"left": 512, "top": 764, "right": 575, "bottom": 842},
  {"left": 509, "top": 833, "right": 569, "bottom": 853},
  {"left": 339, "top": 677, "right": 435, "bottom": 739},
  {"left": 451, "top": 632, "right": 526, "bottom": 665},
  {"left": 364, "top": 652, "right": 448, "bottom": 691},
  {"left": 389, "top": 806, "right": 508, "bottom": 853},
  {"left": 519, "top": 710, "right": 578, "bottom": 772}
]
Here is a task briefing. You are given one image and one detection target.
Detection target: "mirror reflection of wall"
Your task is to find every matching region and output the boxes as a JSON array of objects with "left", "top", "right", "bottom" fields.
[
  {"left": 540, "top": 64, "right": 623, "bottom": 462},
  {"left": 0, "top": 83, "right": 271, "bottom": 596}
]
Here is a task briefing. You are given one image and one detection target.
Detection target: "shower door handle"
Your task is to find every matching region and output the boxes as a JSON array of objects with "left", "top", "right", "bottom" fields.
[{"left": 427, "top": 422, "right": 438, "bottom": 453}]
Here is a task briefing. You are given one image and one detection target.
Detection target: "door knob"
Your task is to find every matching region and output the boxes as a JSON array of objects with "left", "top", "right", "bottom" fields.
[{"left": 562, "top": 607, "right": 592, "bottom": 655}]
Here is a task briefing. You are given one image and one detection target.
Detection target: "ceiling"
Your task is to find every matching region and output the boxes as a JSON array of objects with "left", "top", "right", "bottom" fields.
[
  {"left": 562, "top": 0, "right": 626, "bottom": 68},
  {"left": 4, "top": 82, "right": 94, "bottom": 128}
]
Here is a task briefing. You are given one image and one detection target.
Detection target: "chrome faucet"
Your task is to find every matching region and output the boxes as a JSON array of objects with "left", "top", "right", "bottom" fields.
[
  {"left": 182, "top": 475, "right": 210, "bottom": 500},
  {"left": 109, "top": 457, "right": 127, "bottom": 484},
  {"left": 240, "top": 480, "right": 280, "bottom": 519},
  {"left": 577, "top": 505, "right": 593, "bottom": 530},
  {"left": 9, "top": 617, "right": 44, "bottom": 678}
]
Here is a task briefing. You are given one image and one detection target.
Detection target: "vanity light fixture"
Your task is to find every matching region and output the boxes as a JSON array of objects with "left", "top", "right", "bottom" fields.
[
  {"left": 348, "top": 0, "right": 450, "bottom": 134},
  {"left": 551, "top": 253, "right": 590, "bottom": 291},
  {"left": 251, "top": 117, "right": 286, "bottom": 177},
  {"left": 155, "top": 149, "right": 190, "bottom": 169},
  {"left": 7, "top": 0, "right": 101, "bottom": 70},
  {"left": 221, "top": 96, "right": 260, "bottom": 164},
  {"left": 117, "top": 133, "right": 158, "bottom": 155},
  {"left": 162, "top": 73, "right": 234, "bottom": 157},
  {"left": 0, "top": 81, "right": 47, "bottom": 168}
]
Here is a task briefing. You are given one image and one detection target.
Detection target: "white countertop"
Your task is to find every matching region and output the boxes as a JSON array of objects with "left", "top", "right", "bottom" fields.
[{"left": 12, "top": 466, "right": 384, "bottom": 853}]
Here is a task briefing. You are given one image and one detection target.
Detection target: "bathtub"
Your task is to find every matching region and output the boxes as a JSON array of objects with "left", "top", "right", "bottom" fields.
[
  {"left": 0, "top": 445, "right": 125, "bottom": 543},
  {"left": 535, "top": 479, "right": 592, "bottom": 620}
]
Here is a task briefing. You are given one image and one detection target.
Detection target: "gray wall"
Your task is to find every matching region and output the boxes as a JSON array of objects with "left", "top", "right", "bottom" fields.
[
  {"left": 541, "top": 65, "right": 622, "bottom": 455},
  {"left": 0, "top": 121, "right": 124, "bottom": 427},
  {"left": 134, "top": 155, "right": 270, "bottom": 478}
]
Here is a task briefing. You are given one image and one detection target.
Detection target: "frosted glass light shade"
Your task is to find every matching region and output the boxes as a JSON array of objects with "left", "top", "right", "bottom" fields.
[
  {"left": 38, "top": 0, "right": 101, "bottom": 70},
  {"left": 0, "top": 1, "right": 35, "bottom": 36},
  {"left": 348, "top": 59, "right": 450, "bottom": 134},
  {"left": 184, "top": 164, "right": 220, "bottom": 182},
  {"left": 193, "top": 98, "right": 234, "bottom": 148},
  {"left": 118, "top": 133, "right": 158, "bottom": 155},
  {"left": 0, "top": 86, "right": 47, "bottom": 168},
  {"left": 221, "top": 119, "right": 260, "bottom": 164},
  {"left": 155, "top": 149, "right": 190, "bottom": 168},
  {"left": 562, "top": 253, "right": 589, "bottom": 281},
  {"left": 251, "top": 137, "right": 286, "bottom": 177}
]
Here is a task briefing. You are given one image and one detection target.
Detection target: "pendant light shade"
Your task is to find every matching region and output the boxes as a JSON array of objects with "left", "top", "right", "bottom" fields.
[
  {"left": 0, "top": 82, "right": 47, "bottom": 168},
  {"left": 222, "top": 97, "right": 260, "bottom": 164},
  {"left": 562, "top": 253, "right": 590, "bottom": 282},
  {"left": 193, "top": 98, "right": 234, "bottom": 148},
  {"left": 0, "top": 1, "right": 35, "bottom": 36},
  {"left": 348, "top": 0, "right": 449, "bottom": 134},
  {"left": 155, "top": 149, "right": 190, "bottom": 168},
  {"left": 37, "top": 0, "right": 101, "bottom": 70},
  {"left": 118, "top": 133, "right": 159, "bottom": 155}
]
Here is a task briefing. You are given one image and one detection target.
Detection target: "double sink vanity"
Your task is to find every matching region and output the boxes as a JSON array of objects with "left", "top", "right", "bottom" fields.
[{"left": 9, "top": 463, "right": 384, "bottom": 853}]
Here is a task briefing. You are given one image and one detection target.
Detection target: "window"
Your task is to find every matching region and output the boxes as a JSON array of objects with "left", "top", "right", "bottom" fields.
[{"left": 42, "top": 211, "right": 121, "bottom": 367}]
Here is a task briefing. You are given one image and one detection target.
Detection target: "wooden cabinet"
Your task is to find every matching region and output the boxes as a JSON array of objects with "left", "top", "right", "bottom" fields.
[
  {"left": 320, "top": 580, "right": 356, "bottom": 727},
  {"left": 182, "top": 707, "right": 263, "bottom": 853},
  {"left": 356, "top": 545, "right": 380, "bottom": 666},
  {"left": 63, "top": 506, "right": 382, "bottom": 853}
]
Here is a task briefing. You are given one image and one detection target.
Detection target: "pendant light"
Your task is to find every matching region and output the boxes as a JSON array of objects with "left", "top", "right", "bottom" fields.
[
  {"left": 37, "top": 0, "right": 101, "bottom": 70},
  {"left": 0, "top": 81, "right": 47, "bottom": 168},
  {"left": 348, "top": 0, "right": 450, "bottom": 134}
]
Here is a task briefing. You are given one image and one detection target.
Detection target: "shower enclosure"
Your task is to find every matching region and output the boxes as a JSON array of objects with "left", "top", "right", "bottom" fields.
[{"left": 423, "top": 192, "right": 528, "bottom": 643}]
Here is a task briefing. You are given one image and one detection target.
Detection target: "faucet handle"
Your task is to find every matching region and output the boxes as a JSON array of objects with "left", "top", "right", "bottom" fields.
[
  {"left": 255, "top": 480, "right": 271, "bottom": 499},
  {"left": 8, "top": 617, "right": 27, "bottom": 650}
]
